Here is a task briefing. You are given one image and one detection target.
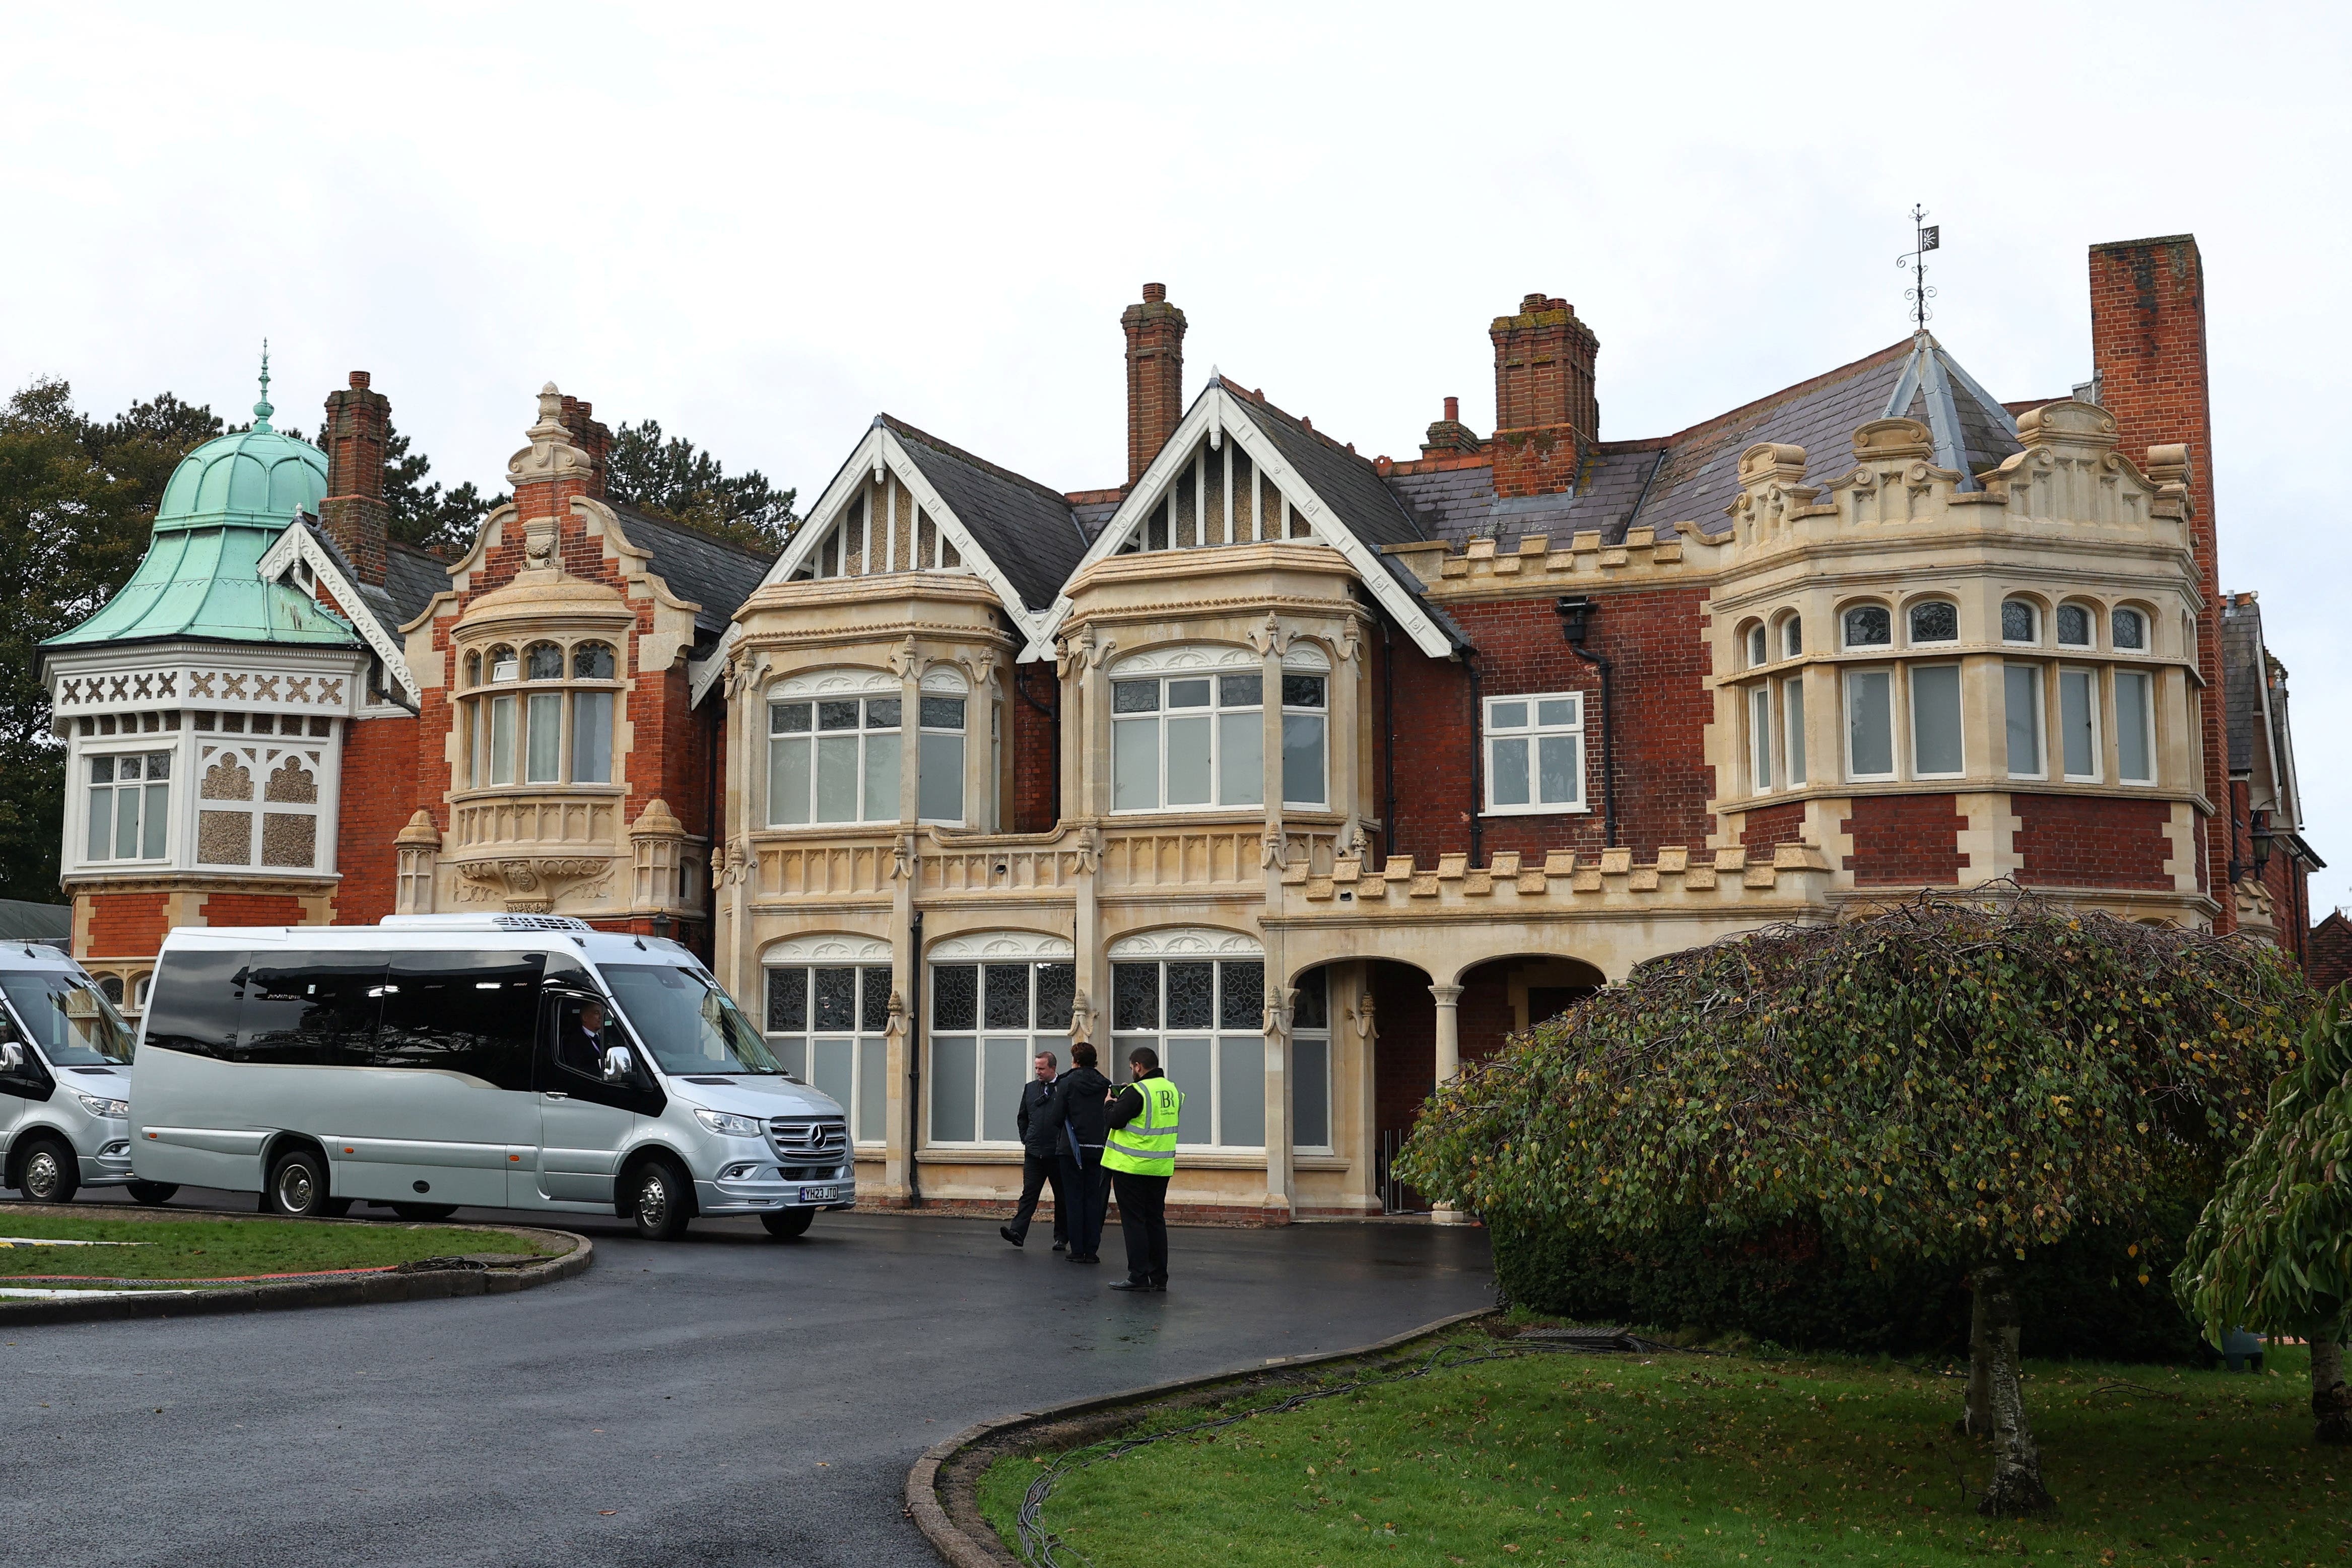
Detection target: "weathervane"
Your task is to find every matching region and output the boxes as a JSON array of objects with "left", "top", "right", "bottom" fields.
[{"left": 1897, "top": 206, "right": 1939, "bottom": 332}]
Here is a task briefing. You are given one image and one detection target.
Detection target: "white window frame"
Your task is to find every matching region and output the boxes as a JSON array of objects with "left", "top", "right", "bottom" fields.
[
  {"left": 1290, "top": 969, "right": 1334, "bottom": 1154},
  {"left": 1907, "top": 663, "right": 1966, "bottom": 779},
  {"left": 1905, "top": 599, "right": 1961, "bottom": 648},
  {"left": 81, "top": 746, "right": 174, "bottom": 865},
  {"left": 924, "top": 931, "right": 1077, "bottom": 1149},
  {"left": 1105, "top": 928, "right": 1267, "bottom": 1151},
  {"left": 762, "top": 931, "right": 889, "bottom": 1142},
  {"left": 1482, "top": 691, "right": 1587, "bottom": 815},
  {"left": 1780, "top": 675, "right": 1807, "bottom": 787},
  {"left": 763, "top": 668, "right": 970, "bottom": 829},
  {"left": 1747, "top": 684, "right": 1775, "bottom": 793},
  {"left": 1108, "top": 646, "right": 1329, "bottom": 814},
  {"left": 2003, "top": 663, "right": 2047, "bottom": 780},
  {"left": 1842, "top": 667, "right": 1898, "bottom": 782},
  {"left": 1780, "top": 615, "right": 1803, "bottom": 660},
  {"left": 2058, "top": 664, "right": 2103, "bottom": 782},
  {"left": 2110, "top": 606, "right": 2148, "bottom": 653},
  {"left": 1841, "top": 603, "right": 1894, "bottom": 651},
  {"left": 2055, "top": 602, "right": 2096, "bottom": 650},
  {"left": 2113, "top": 667, "right": 2156, "bottom": 786},
  {"left": 460, "top": 637, "right": 623, "bottom": 791},
  {"left": 1744, "top": 623, "right": 1769, "bottom": 670}
]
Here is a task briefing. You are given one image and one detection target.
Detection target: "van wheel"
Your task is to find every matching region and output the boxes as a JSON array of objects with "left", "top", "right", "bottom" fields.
[
  {"left": 17, "top": 1137, "right": 78, "bottom": 1203},
  {"left": 390, "top": 1202, "right": 458, "bottom": 1221},
  {"left": 627, "top": 1159, "right": 692, "bottom": 1241},
  {"left": 760, "top": 1208, "right": 815, "bottom": 1240},
  {"left": 265, "top": 1148, "right": 332, "bottom": 1218},
  {"left": 125, "top": 1181, "right": 178, "bottom": 1206}
]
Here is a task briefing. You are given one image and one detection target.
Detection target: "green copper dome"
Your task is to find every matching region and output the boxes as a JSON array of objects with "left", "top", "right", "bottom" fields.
[
  {"left": 42, "top": 358, "right": 360, "bottom": 653},
  {"left": 151, "top": 366, "right": 329, "bottom": 531}
]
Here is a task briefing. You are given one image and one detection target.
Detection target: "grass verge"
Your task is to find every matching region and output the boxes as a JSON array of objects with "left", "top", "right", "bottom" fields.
[
  {"left": 0, "top": 1212, "right": 548, "bottom": 1287},
  {"left": 977, "top": 1329, "right": 2347, "bottom": 1567}
]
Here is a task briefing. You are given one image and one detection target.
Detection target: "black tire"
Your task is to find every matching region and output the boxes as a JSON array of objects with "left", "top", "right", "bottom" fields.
[
  {"left": 125, "top": 1180, "right": 179, "bottom": 1206},
  {"left": 760, "top": 1208, "right": 815, "bottom": 1240},
  {"left": 390, "top": 1202, "right": 458, "bottom": 1221},
  {"left": 626, "top": 1158, "right": 692, "bottom": 1241},
  {"left": 16, "top": 1135, "right": 79, "bottom": 1203},
  {"left": 264, "top": 1148, "right": 332, "bottom": 1218}
]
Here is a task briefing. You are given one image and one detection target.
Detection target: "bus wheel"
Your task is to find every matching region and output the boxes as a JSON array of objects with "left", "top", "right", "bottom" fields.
[
  {"left": 628, "top": 1159, "right": 692, "bottom": 1242},
  {"left": 266, "top": 1148, "right": 332, "bottom": 1218},
  {"left": 18, "top": 1136, "right": 78, "bottom": 1203},
  {"left": 125, "top": 1181, "right": 179, "bottom": 1206},
  {"left": 760, "top": 1209, "right": 814, "bottom": 1240},
  {"left": 390, "top": 1202, "right": 458, "bottom": 1222}
]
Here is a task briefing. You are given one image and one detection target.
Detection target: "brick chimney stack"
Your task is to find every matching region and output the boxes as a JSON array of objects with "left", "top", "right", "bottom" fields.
[
  {"left": 1421, "top": 394, "right": 1482, "bottom": 456},
  {"left": 2088, "top": 234, "right": 2229, "bottom": 920},
  {"left": 1122, "top": 282, "right": 1187, "bottom": 485},
  {"left": 320, "top": 371, "right": 390, "bottom": 585},
  {"left": 1489, "top": 294, "right": 1599, "bottom": 498},
  {"left": 557, "top": 394, "right": 611, "bottom": 500}
]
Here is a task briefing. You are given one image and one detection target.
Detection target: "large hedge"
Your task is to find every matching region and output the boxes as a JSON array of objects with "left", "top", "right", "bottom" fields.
[{"left": 1496, "top": 1187, "right": 2213, "bottom": 1364}]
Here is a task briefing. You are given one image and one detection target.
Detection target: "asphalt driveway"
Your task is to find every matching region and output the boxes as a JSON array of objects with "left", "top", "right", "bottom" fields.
[{"left": 3, "top": 1192, "right": 1493, "bottom": 1566}]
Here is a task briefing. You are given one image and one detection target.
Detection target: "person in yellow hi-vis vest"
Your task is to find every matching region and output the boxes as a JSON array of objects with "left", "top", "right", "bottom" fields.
[{"left": 1101, "top": 1045, "right": 1182, "bottom": 1292}]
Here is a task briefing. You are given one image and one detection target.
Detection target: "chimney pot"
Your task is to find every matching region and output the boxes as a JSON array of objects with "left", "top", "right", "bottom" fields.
[
  {"left": 1521, "top": 292, "right": 1548, "bottom": 312},
  {"left": 1444, "top": 395, "right": 1459, "bottom": 422},
  {"left": 1142, "top": 282, "right": 1166, "bottom": 302},
  {"left": 348, "top": 371, "right": 370, "bottom": 389}
]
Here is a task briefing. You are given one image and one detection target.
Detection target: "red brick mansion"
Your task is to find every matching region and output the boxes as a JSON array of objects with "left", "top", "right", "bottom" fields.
[{"left": 44, "top": 232, "right": 2317, "bottom": 1217}]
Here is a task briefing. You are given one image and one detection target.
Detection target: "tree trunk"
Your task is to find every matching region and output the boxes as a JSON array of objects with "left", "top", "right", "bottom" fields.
[
  {"left": 1973, "top": 1264, "right": 2055, "bottom": 1517},
  {"left": 2312, "top": 1339, "right": 2352, "bottom": 1446},
  {"left": 1958, "top": 1276, "right": 1992, "bottom": 1436}
]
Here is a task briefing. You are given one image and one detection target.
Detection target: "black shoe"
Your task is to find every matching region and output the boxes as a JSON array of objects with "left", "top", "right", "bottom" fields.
[
  {"left": 1051, "top": 1240, "right": 1066, "bottom": 1252},
  {"left": 1000, "top": 1225, "right": 1024, "bottom": 1248},
  {"left": 1109, "top": 1279, "right": 1152, "bottom": 1291},
  {"left": 1151, "top": 1281, "right": 1168, "bottom": 1292}
]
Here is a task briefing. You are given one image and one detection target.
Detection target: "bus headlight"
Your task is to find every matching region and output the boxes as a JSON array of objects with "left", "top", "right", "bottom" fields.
[
  {"left": 76, "top": 1093, "right": 129, "bottom": 1119},
  {"left": 695, "top": 1108, "right": 766, "bottom": 1139}
]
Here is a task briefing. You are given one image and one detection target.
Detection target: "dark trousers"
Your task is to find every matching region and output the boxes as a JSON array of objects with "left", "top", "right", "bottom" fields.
[
  {"left": 1008, "top": 1152, "right": 1066, "bottom": 1244},
  {"left": 1110, "top": 1170, "right": 1170, "bottom": 1285},
  {"left": 1059, "top": 1147, "right": 1107, "bottom": 1259}
]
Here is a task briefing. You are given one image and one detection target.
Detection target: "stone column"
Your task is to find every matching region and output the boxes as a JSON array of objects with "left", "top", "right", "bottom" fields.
[
  {"left": 889, "top": 638, "right": 923, "bottom": 1205},
  {"left": 1429, "top": 981, "right": 1466, "bottom": 1223},
  {"left": 1258, "top": 622, "right": 1292, "bottom": 1219},
  {"left": 1331, "top": 626, "right": 1362, "bottom": 851},
  {"left": 1346, "top": 964, "right": 1381, "bottom": 1215}
]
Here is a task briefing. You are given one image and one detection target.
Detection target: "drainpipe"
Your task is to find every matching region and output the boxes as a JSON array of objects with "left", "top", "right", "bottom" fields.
[
  {"left": 1556, "top": 597, "right": 1618, "bottom": 848},
  {"left": 907, "top": 908, "right": 924, "bottom": 1207},
  {"left": 1381, "top": 618, "right": 1398, "bottom": 865},
  {"left": 1462, "top": 649, "right": 1485, "bottom": 867}
]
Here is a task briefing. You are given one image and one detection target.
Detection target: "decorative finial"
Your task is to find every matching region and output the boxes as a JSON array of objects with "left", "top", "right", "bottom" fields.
[
  {"left": 252, "top": 339, "right": 275, "bottom": 431},
  {"left": 1897, "top": 206, "right": 1939, "bottom": 333}
]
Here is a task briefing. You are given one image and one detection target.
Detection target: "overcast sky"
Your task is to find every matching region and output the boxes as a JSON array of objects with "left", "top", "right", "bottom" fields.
[{"left": 7, "top": 2, "right": 2347, "bottom": 899}]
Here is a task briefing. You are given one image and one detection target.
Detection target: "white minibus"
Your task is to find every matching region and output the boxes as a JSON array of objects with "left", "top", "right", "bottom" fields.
[
  {"left": 129, "top": 915, "right": 853, "bottom": 1240},
  {"left": 0, "top": 941, "right": 155, "bottom": 1203}
]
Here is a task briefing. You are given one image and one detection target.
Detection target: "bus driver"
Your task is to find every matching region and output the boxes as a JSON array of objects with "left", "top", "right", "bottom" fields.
[{"left": 565, "top": 1001, "right": 612, "bottom": 1077}]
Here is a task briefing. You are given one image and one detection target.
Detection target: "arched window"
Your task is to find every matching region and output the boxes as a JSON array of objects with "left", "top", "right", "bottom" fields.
[
  {"left": 766, "top": 668, "right": 969, "bottom": 827},
  {"left": 1109, "top": 645, "right": 1328, "bottom": 812},
  {"left": 2111, "top": 607, "right": 2146, "bottom": 651},
  {"left": 1106, "top": 928, "right": 1271, "bottom": 1149},
  {"left": 926, "top": 931, "right": 1076, "bottom": 1147},
  {"left": 462, "top": 638, "right": 623, "bottom": 789},
  {"left": 762, "top": 933, "right": 891, "bottom": 1144},
  {"left": 1907, "top": 600, "right": 1959, "bottom": 645},
  {"left": 1780, "top": 616, "right": 1802, "bottom": 659},
  {"left": 1841, "top": 604, "right": 1892, "bottom": 648},
  {"left": 2055, "top": 603, "right": 2094, "bottom": 648},
  {"left": 1744, "top": 623, "right": 1769, "bottom": 669},
  {"left": 2001, "top": 598, "right": 2040, "bottom": 644}
]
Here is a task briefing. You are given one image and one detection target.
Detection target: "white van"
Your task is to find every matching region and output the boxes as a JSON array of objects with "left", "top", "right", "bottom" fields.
[
  {"left": 129, "top": 915, "right": 853, "bottom": 1240},
  {"left": 0, "top": 941, "right": 157, "bottom": 1203}
]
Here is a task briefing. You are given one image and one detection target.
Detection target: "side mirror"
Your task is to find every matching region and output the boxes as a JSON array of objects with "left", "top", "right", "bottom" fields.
[
  {"left": 0, "top": 1041, "right": 24, "bottom": 1071},
  {"left": 601, "top": 1045, "right": 636, "bottom": 1084}
]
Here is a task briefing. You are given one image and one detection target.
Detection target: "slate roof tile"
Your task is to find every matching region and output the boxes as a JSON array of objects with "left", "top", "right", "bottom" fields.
[{"left": 880, "top": 417, "right": 1091, "bottom": 611}]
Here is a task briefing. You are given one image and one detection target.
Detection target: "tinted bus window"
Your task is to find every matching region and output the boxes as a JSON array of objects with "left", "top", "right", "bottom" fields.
[
  {"left": 369, "top": 952, "right": 545, "bottom": 1090},
  {"left": 237, "top": 955, "right": 392, "bottom": 1065},
  {"left": 143, "top": 948, "right": 247, "bottom": 1058}
]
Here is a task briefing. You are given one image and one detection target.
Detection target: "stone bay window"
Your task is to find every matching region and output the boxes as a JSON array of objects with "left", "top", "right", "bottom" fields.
[
  {"left": 764, "top": 669, "right": 972, "bottom": 829},
  {"left": 1108, "top": 647, "right": 1328, "bottom": 813},
  {"left": 461, "top": 639, "right": 620, "bottom": 788},
  {"left": 926, "top": 933, "right": 1076, "bottom": 1147}
]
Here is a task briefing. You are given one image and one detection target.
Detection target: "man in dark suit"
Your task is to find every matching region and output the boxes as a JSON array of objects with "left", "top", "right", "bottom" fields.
[
  {"left": 1028, "top": 1041, "right": 1111, "bottom": 1264},
  {"left": 1001, "top": 1049, "right": 1067, "bottom": 1249}
]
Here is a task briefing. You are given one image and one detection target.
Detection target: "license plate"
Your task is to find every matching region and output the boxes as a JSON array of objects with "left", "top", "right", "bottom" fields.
[{"left": 798, "top": 1185, "right": 846, "bottom": 1203}]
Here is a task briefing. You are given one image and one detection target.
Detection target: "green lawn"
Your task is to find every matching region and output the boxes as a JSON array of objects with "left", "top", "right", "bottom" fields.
[
  {"left": 0, "top": 1212, "right": 548, "bottom": 1287},
  {"left": 979, "top": 1331, "right": 2347, "bottom": 1567}
]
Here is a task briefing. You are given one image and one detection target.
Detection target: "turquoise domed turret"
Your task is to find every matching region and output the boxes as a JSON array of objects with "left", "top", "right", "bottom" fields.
[{"left": 43, "top": 349, "right": 360, "bottom": 651}]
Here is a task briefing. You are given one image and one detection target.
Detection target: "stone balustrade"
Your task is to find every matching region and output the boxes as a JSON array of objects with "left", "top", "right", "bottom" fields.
[{"left": 1286, "top": 841, "right": 1834, "bottom": 909}]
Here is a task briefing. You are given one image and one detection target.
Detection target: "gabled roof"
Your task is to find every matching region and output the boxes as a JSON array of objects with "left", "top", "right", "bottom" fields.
[
  {"left": 382, "top": 541, "right": 450, "bottom": 633},
  {"left": 253, "top": 517, "right": 422, "bottom": 706},
  {"left": 605, "top": 502, "right": 778, "bottom": 644},
  {"left": 1037, "top": 380, "right": 1457, "bottom": 659},
  {"left": 1384, "top": 335, "right": 2024, "bottom": 552},
  {"left": 880, "top": 417, "right": 1090, "bottom": 611}
]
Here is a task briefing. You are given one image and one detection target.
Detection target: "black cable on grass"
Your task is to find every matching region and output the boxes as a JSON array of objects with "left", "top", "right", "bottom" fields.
[{"left": 1011, "top": 1332, "right": 1696, "bottom": 1567}]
